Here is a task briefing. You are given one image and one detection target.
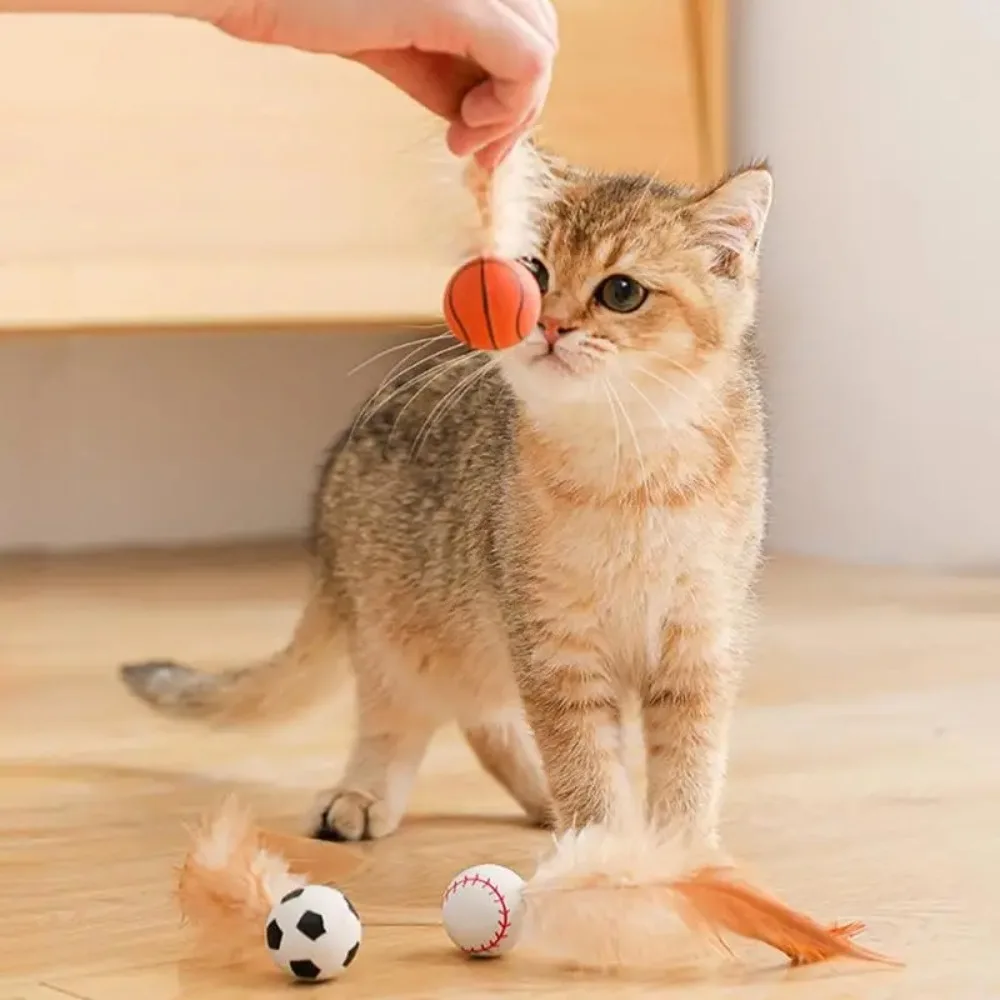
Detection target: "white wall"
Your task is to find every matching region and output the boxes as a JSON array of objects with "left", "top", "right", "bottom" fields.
[
  {"left": 0, "top": 329, "right": 413, "bottom": 551},
  {"left": 732, "top": 0, "right": 1000, "bottom": 568}
]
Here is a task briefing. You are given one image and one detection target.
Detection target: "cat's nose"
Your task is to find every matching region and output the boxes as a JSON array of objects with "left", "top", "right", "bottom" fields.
[{"left": 539, "top": 316, "right": 576, "bottom": 346}]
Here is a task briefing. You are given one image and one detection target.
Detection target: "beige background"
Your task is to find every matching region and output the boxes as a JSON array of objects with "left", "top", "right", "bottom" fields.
[
  {"left": 3, "top": 0, "right": 998, "bottom": 567},
  {"left": 0, "top": 329, "right": 410, "bottom": 549}
]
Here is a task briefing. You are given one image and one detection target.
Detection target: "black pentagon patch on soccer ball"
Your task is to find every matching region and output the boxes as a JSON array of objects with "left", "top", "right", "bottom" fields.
[
  {"left": 265, "top": 918, "right": 283, "bottom": 951},
  {"left": 343, "top": 941, "right": 360, "bottom": 968},
  {"left": 297, "top": 910, "right": 326, "bottom": 941},
  {"left": 281, "top": 887, "right": 305, "bottom": 904},
  {"left": 289, "top": 958, "right": 322, "bottom": 980}
]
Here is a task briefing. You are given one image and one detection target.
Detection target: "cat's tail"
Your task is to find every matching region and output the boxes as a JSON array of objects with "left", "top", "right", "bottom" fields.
[{"left": 118, "top": 588, "right": 346, "bottom": 728}]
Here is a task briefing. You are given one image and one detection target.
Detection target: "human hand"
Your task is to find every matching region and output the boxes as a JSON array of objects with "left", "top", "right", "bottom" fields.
[{"left": 208, "top": 0, "right": 558, "bottom": 168}]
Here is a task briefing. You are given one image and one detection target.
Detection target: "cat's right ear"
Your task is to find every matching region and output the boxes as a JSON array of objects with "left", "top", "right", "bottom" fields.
[{"left": 688, "top": 165, "right": 774, "bottom": 261}]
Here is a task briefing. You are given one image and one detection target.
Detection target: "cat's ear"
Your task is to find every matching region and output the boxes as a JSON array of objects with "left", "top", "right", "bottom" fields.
[{"left": 688, "top": 166, "right": 773, "bottom": 260}]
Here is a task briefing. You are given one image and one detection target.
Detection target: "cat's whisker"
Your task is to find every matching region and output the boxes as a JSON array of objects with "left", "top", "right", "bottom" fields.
[
  {"left": 396, "top": 321, "right": 453, "bottom": 332},
  {"left": 374, "top": 341, "right": 467, "bottom": 408},
  {"left": 359, "top": 335, "right": 458, "bottom": 410},
  {"left": 631, "top": 362, "right": 747, "bottom": 474},
  {"left": 397, "top": 318, "right": 452, "bottom": 331},
  {"left": 600, "top": 379, "right": 623, "bottom": 500},
  {"left": 578, "top": 338, "right": 616, "bottom": 361},
  {"left": 623, "top": 376, "right": 672, "bottom": 438},
  {"left": 349, "top": 336, "right": 455, "bottom": 429},
  {"left": 349, "top": 352, "right": 475, "bottom": 446},
  {"left": 643, "top": 352, "right": 727, "bottom": 403},
  {"left": 436, "top": 356, "right": 501, "bottom": 434},
  {"left": 621, "top": 376, "right": 705, "bottom": 515},
  {"left": 604, "top": 381, "right": 656, "bottom": 517},
  {"left": 388, "top": 348, "right": 478, "bottom": 443},
  {"left": 585, "top": 338, "right": 616, "bottom": 354},
  {"left": 352, "top": 341, "right": 467, "bottom": 433},
  {"left": 410, "top": 357, "right": 498, "bottom": 459},
  {"left": 346, "top": 331, "right": 450, "bottom": 379}
]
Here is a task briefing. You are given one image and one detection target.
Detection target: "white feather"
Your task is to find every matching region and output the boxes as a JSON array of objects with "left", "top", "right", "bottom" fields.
[{"left": 521, "top": 818, "right": 728, "bottom": 971}]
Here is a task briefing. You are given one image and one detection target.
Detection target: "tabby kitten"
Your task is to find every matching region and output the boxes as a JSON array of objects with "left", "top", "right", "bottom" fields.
[{"left": 121, "top": 145, "right": 773, "bottom": 846}]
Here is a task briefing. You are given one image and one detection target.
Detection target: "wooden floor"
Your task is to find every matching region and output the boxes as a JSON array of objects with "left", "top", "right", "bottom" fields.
[{"left": 1, "top": 543, "right": 999, "bottom": 998}]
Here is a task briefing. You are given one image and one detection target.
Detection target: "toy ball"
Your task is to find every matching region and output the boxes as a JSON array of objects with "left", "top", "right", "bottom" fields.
[
  {"left": 265, "top": 884, "right": 362, "bottom": 982},
  {"left": 443, "top": 257, "right": 542, "bottom": 352},
  {"left": 441, "top": 863, "right": 526, "bottom": 957}
]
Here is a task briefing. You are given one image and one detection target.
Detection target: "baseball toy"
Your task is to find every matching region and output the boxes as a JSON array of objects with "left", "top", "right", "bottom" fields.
[
  {"left": 443, "top": 256, "right": 541, "bottom": 351},
  {"left": 442, "top": 863, "right": 526, "bottom": 957},
  {"left": 265, "top": 884, "right": 362, "bottom": 982}
]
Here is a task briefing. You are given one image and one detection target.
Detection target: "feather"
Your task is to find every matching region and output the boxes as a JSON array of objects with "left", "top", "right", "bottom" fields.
[
  {"left": 669, "top": 866, "right": 900, "bottom": 967},
  {"left": 173, "top": 795, "right": 366, "bottom": 964},
  {"left": 521, "top": 822, "right": 900, "bottom": 972},
  {"left": 174, "top": 796, "right": 306, "bottom": 963}
]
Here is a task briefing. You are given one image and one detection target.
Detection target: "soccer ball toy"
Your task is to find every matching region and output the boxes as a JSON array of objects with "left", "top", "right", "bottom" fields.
[{"left": 265, "top": 884, "right": 362, "bottom": 982}]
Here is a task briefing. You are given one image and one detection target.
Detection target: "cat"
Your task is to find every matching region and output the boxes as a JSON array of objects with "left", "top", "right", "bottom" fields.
[{"left": 120, "top": 143, "right": 773, "bottom": 847}]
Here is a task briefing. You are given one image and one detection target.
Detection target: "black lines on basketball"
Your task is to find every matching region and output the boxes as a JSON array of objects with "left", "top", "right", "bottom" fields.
[
  {"left": 477, "top": 258, "right": 499, "bottom": 350},
  {"left": 446, "top": 266, "right": 473, "bottom": 346},
  {"left": 513, "top": 265, "right": 527, "bottom": 338}
]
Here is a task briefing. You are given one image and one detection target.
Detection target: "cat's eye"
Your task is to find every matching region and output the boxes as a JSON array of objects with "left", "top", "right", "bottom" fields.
[
  {"left": 520, "top": 257, "right": 550, "bottom": 295},
  {"left": 595, "top": 274, "right": 648, "bottom": 313}
]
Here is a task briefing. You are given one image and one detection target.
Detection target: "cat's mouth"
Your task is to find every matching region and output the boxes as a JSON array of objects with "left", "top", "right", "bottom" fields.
[{"left": 531, "top": 349, "right": 579, "bottom": 376}]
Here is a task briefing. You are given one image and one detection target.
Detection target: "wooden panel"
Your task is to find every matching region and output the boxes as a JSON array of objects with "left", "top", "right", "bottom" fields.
[
  {"left": 691, "top": 0, "right": 729, "bottom": 179},
  {"left": 0, "top": 4, "right": 724, "bottom": 334},
  {"left": 0, "top": 545, "right": 984, "bottom": 990},
  {"left": 0, "top": 16, "right": 465, "bottom": 332},
  {"left": 539, "top": 0, "right": 706, "bottom": 179}
]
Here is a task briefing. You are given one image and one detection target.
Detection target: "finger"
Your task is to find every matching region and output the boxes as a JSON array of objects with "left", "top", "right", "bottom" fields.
[
  {"left": 446, "top": 116, "right": 529, "bottom": 158},
  {"left": 475, "top": 134, "right": 519, "bottom": 170},
  {"left": 448, "top": 87, "right": 543, "bottom": 161},
  {"left": 459, "top": 53, "right": 549, "bottom": 141},
  {"left": 411, "top": 0, "right": 555, "bottom": 90},
  {"left": 353, "top": 49, "right": 484, "bottom": 121},
  {"left": 460, "top": 76, "right": 535, "bottom": 129},
  {"left": 496, "top": 0, "right": 559, "bottom": 48},
  {"left": 469, "top": 96, "right": 544, "bottom": 167},
  {"left": 447, "top": 120, "right": 508, "bottom": 157}
]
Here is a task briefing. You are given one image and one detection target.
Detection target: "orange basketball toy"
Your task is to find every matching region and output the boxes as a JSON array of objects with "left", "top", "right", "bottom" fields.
[{"left": 443, "top": 256, "right": 542, "bottom": 351}]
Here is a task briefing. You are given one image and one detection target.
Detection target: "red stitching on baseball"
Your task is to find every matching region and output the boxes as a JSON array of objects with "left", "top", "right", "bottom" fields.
[{"left": 442, "top": 873, "right": 512, "bottom": 953}]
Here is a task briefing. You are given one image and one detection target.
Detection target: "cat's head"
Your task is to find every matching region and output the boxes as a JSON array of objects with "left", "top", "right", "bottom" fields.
[{"left": 495, "top": 153, "right": 773, "bottom": 422}]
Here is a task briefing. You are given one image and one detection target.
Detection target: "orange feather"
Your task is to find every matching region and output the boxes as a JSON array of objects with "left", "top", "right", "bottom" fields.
[{"left": 668, "top": 866, "right": 901, "bottom": 966}]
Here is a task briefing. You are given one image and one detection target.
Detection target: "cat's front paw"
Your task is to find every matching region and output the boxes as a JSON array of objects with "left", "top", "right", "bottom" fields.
[{"left": 312, "top": 789, "right": 401, "bottom": 842}]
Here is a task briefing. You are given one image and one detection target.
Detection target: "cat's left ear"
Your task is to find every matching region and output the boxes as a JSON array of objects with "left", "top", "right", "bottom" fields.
[{"left": 688, "top": 166, "right": 773, "bottom": 260}]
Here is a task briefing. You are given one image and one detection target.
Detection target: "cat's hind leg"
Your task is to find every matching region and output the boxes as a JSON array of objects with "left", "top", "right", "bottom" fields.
[
  {"left": 313, "top": 645, "right": 437, "bottom": 842},
  {"left": 463, "top": 713, "right": 555, "bottom": 828}
]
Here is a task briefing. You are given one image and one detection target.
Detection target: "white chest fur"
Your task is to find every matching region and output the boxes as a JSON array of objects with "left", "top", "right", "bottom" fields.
[{"left": 533, "top": 500, "right": 701, "bottom": 679}]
